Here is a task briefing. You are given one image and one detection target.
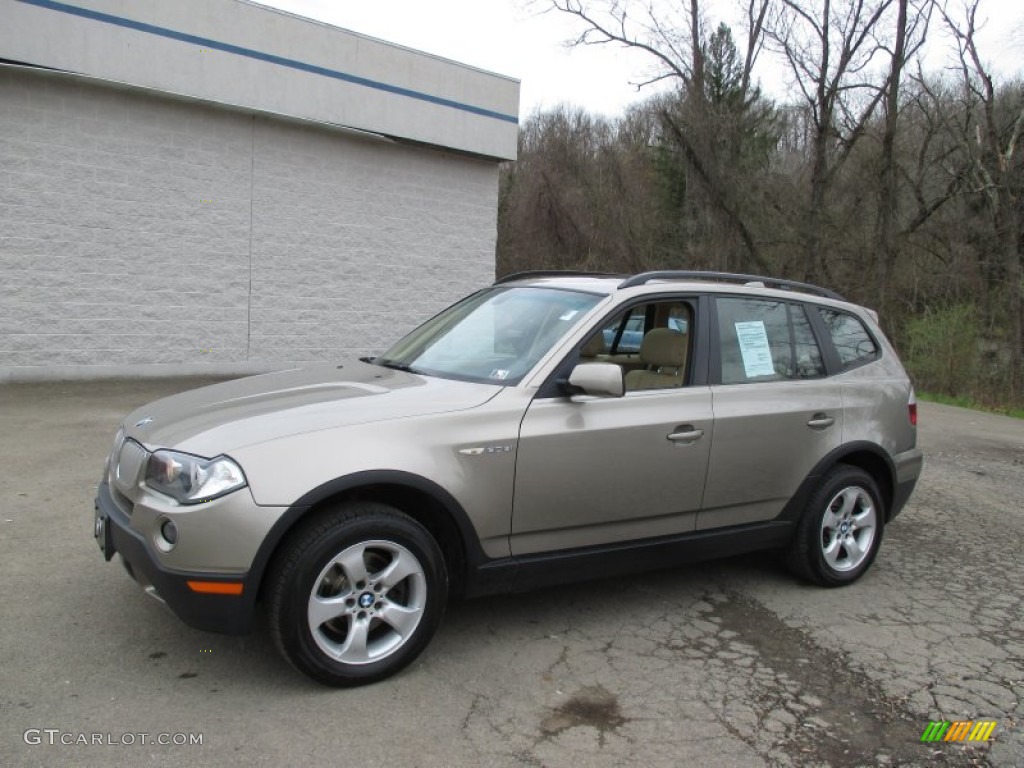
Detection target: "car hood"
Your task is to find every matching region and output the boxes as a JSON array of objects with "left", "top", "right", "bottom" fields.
[{"left": 122, "top": 361, "right": 503, "bottom": 456}]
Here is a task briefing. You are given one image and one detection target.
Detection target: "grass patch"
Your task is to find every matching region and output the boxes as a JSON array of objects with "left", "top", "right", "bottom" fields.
[{"left": 917, "top": 391, "right": 1024, "bottom": 419}]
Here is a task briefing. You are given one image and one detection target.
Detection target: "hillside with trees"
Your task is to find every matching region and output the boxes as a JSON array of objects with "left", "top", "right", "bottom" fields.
[{"left": 499, "top": 0, "right": 1023, "bottom": 408}]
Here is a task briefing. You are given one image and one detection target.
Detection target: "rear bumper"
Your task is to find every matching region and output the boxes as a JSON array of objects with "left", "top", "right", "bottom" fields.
[
  {"left": 890, "top": 447, "right": 924, "bottom": 520},
  {"left": 94, "top": 481, "right": 256, "bottom": 635}
]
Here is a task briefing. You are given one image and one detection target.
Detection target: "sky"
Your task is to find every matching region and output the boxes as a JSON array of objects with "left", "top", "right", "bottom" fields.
[{"left": 251, "top": 0, "right": 1024, "bottom": 120}]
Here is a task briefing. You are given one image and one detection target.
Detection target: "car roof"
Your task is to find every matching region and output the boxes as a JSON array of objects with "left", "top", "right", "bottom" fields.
[
  {"left": 496, "top": 275, "right": 623, "bottom": 295},
  {"left": 493, "top": 271, "right": 868, "bottom": 314}
]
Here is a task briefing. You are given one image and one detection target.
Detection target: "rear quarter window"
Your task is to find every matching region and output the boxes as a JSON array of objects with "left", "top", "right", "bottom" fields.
[{"left": 820, "top": 309, "right": 879, "bottom": 370}]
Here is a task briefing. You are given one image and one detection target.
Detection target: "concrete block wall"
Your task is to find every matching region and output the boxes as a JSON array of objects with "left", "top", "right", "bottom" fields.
[{"left": 0, "top": 68, "right": 498, "bottom": 380}]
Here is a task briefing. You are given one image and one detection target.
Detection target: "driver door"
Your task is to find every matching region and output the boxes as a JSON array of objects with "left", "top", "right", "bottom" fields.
[{"left": 510, "top": 298, "right": 712, "bottom": 555}]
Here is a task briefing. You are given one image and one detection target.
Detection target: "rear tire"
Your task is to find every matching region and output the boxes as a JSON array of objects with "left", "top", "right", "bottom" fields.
[
  {"left": 267, "top": 502, "right": 447, "bottom": 686},
  {"left": 787, "top": 465, "right": 884, "bottom": 587}
]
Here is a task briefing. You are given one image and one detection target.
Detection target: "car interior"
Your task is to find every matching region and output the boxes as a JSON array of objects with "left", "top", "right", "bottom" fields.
[{"left": 580, "top": 301, "right": 692, "bottom": 391}]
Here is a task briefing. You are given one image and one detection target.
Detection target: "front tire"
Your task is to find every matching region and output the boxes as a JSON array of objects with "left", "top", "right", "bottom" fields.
[
  {"left": 787, "top": 465, "right": 885, "bottom": 587},
  {"left": 267, "top": 502, "right": 447, "bottom": 686}
]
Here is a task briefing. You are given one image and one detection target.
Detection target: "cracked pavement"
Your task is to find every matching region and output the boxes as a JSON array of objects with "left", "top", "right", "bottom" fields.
[{"left": 0, "top": 379, "right": 1021, "bottom": 767}]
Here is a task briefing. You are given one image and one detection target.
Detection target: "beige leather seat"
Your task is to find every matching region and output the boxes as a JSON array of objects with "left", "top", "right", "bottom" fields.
[
  {"left": 579, "top": 333, "right": 606, "bottom": 360},
  {"left": 624, "top": 328, "right": 687, "bottom": 391}
]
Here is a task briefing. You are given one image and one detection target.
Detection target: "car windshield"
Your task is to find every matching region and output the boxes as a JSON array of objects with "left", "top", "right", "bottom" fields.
[{"left": 376, "top": 286, "right": 603, "bottom": 385}]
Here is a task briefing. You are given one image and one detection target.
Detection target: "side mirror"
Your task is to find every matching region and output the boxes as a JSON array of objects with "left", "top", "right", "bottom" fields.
[{"left": 565, "top": 363, "right": 625, "bottom": 398}]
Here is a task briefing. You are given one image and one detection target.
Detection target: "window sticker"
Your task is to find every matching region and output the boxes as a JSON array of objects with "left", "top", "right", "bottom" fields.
[
  {"left": 734, "top": 321, "right": 775, "bottom": 378},
  {"left": 559, "top": 310, "right": 580, "bottom": 321},
  {"left": 489, "top": 369, "right": 510, "bottom": 380}
]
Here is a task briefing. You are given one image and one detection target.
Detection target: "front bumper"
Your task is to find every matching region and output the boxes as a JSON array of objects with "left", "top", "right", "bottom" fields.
[{"left": 94, "top": 481, "right": 257, "bottom": 635}]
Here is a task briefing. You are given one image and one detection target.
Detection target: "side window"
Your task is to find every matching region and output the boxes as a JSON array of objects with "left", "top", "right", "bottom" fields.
[
  {"left": 581, "top": 300, "right": 693, "bottom": 391},
  {"left": 820, "top": 309, "right": 879, "bottom": 370},
  {"left": 717, "top": 298, "right": 825, "bottom": 384}
]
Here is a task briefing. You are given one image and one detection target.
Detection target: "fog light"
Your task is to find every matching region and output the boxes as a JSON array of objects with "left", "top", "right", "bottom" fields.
[{"left": 160, "top": 518, "right": 178, "bottom": 547}]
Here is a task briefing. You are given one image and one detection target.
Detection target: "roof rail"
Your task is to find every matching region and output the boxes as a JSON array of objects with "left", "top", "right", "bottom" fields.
[
  {"left": 617, "top": 271, "right": 847, "bottom": 301},
  {"left": 494, "top": 270, "right": 625, "bottom": 285}
]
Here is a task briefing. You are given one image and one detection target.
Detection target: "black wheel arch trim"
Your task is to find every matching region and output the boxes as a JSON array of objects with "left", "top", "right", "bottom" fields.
[
  {"left": 246, "top": 470, "right": 488, "bottom": 602},
  {"left": 774, "top": 441, "right": 897, "bottom": 525}
]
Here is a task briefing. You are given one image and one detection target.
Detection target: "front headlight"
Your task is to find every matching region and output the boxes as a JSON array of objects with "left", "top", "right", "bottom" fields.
[{"left": 144, "top": 450, "right": 246, "bottom": 504}]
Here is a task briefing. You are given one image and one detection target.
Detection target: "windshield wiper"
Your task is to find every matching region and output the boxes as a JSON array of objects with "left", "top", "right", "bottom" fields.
[{"left": 371, "top": 357, "right": 424, "bottom": 375}]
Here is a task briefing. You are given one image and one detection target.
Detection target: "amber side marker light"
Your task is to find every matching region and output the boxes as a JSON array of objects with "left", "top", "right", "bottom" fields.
[{"left": 187, "top": 581, "right": 243, "bottom": 595}]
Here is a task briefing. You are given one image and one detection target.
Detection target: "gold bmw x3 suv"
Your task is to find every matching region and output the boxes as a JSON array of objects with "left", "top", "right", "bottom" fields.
[{"left": 94, "top": 271, "right": 923, "bottom": 686}]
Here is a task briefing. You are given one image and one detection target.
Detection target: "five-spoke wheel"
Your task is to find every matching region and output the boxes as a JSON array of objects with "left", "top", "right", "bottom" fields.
[
  {"left": 307, "top": 540, "right": 427, "bottom": 665},
  {"left": 788, "top": 465, "right": 885, "bottom": 586},
  {"left": 268, "top": 502, "right": 446, "bottom": 686},
  {"left": 819, "top": 486, "right": 877, "bottom": 573}
]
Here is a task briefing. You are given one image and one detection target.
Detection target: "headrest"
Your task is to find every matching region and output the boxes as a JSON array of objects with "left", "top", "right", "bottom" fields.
[
  {"left": 580, "top": 334, "right": 606, "bottom": 357},
  {"left": 640, "top": 328, "right": 686, "bottom": 367}
]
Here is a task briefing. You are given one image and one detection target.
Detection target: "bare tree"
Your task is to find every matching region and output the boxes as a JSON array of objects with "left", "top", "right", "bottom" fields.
[
  {"left": 931, "top": 0, "right": 1024, "bottom": 392},
  {"left": 874, "top": 0, "right": 933, "bottom": 310},
  {"left": 765, "top": 0, "right": 898, "bottom": 282},
  {"left": 894, "top": 78, "right": 965, "bottom": 242},
  {"left": 491, "top": 1, "right": 1024, "bottom": 406},
  {"left": 545, "top": 0, "right": 774, "bottom": 271},
  {"left": 497, "top": 104, "right": 683, "bottom": 275}
]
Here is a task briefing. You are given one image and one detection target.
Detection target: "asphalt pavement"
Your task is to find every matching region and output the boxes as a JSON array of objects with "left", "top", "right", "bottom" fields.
[{"left": 0, "top": 378, "right": 1021, "bottom": 767}]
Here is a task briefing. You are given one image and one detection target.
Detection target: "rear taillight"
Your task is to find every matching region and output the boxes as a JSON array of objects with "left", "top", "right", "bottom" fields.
[{"left": 908, "top": 392, "right": 918, "bottom": 426}]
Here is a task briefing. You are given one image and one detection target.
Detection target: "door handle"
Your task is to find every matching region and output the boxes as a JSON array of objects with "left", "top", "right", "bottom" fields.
[
  {"left": 807, "top": 414, "right": 835, "bottom": 429},
  {"left": 667, "top": 426, "right": 704, "bottom": 443}
]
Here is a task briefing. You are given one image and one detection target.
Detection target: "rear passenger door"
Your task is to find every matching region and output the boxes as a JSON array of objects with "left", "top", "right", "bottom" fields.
[{"left": 697, "top": 296, "right": 842, "bottom": 530}]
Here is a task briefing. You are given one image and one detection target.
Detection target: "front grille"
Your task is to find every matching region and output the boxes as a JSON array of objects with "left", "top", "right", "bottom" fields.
[
  {"left": 114, "top": 439, "right": 148, "bottom": 494},
  {"left": 107, "top": 428, "right": 125, "bottom": 476}
]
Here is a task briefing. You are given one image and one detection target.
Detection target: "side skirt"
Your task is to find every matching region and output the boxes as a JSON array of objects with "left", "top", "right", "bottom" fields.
[{"left": 464, "top": 520, "right": 795, "bottom": 597}]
